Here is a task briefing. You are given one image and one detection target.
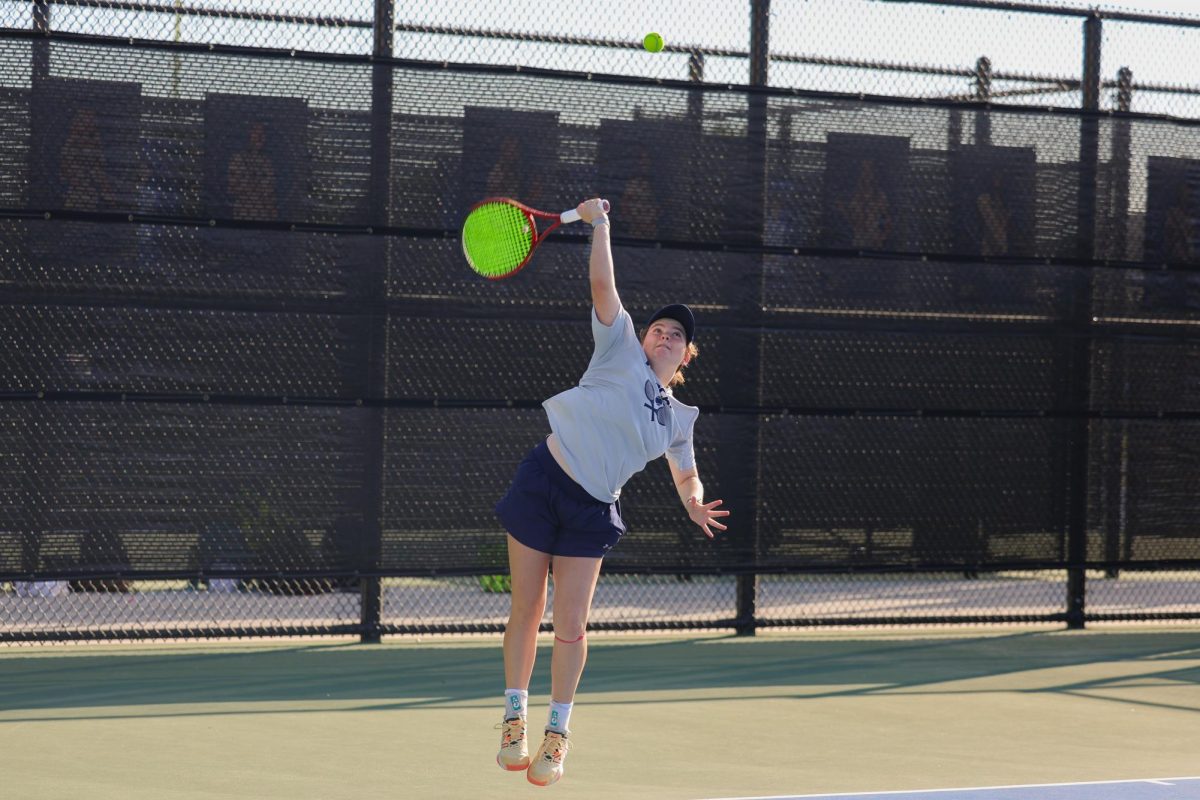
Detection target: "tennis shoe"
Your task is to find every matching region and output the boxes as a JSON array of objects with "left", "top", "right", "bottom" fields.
[
  {"left": 496, "top": 715, "right": 530, "bottom": 771},
  {"left": 527, "top": 729, "right": 569, "bottom": 787}
]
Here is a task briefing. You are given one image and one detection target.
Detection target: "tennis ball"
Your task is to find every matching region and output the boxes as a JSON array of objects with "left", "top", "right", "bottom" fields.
[{"left": 643, "top": 32, "right": 664, "bottom": 53}]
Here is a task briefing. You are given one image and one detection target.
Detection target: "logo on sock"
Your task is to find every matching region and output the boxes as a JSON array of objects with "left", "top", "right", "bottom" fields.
[
  {"left": 550, "top": 710, "right": 559, "bottom": 727},
  {"left": 510, "top": 696, "right": 521, "bottom": 712}
]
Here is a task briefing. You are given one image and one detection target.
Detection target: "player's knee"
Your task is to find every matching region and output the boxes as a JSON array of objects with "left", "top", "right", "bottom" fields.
[
  {"left": 508, "top": 593, "right": 546, "bottom": 626},
  {"left": 551, "top": 617, "right": 587, "bottom": 643}
]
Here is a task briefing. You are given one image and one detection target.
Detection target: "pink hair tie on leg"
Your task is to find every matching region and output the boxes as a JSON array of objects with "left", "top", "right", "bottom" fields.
[{"left": 554, "top": 633, "right": 585, "bottom": 644}]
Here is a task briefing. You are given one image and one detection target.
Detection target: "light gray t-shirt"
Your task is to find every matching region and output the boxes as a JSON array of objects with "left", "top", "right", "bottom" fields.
[{"left": 543, "top": 305, "right": 699, "bottom": 503}]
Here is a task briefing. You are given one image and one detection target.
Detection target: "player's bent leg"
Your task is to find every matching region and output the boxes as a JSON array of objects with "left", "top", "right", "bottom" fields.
[
  {"left": 499, "top": 534, "right": 550, "bottom": 772},
  {"left": 505, "top": 534, "right": 550, "bottom": 690},
  {"left": 526, "top": 554, "right": 602, "bottom": 786},
  {"left": 548, "top": 554, "right": 603, "bottom": 704}
]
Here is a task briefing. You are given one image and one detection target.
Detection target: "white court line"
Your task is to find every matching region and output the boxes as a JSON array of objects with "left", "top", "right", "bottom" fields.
[{"left": 699, "top": 776, "right": 1200, "bottom": 800}]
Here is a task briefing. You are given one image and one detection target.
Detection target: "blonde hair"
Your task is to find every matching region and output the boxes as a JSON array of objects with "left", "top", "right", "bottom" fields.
[{"left": 639, "top": 327, "right": 700, "bottom": 387}]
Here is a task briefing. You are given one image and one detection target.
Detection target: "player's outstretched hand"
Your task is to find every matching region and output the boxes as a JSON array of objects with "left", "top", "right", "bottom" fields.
[{"left": 687, "top": 498, "right": 730, "bottom": 539}]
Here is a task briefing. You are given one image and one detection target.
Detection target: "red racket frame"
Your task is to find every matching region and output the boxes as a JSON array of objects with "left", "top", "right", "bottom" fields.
[
  {"left": 465, "top": 196, "right": 608, "bottom": 280},
  {"left": 467, "top": 197, "right": 568, "bottom": 280}
]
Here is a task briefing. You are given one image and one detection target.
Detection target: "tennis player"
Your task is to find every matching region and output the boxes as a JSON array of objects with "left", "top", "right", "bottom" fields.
[{"left": 493, "top": 197, "right": 730, "bottom": 786}]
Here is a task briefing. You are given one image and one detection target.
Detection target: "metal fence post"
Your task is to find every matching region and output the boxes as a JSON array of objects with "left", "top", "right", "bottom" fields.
[
  {"left": 1104, "top": 66, "right": 1133, "bottom": 580},
  {"left": 1065, "top": 13, "right": 1103, "bottom": 630},
  {"left": 973, "top": 56, "right": 992, "bottom": 146},
  {"left": 1110, "top": 67, "right": 1133, "bottom": 260},
  {"left": 32, "top": 0, "right": 50, "bottom": 81},
  {"left": 687, "top": 51, "right": 704, "bottom": 122},
  {"left": 360, "top": 0, "right": 395, "bottom": 643},
  {"left": 32, "top": 0, "right": 49, "bottom": 31},
  {"left": 726, "top": 0, "right": 771, "bottom": 636}
]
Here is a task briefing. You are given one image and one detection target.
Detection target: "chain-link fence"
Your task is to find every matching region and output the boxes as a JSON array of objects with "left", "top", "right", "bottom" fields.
[
  {"left": 2, "top": 0, "right": 1199, "bottom": 643},
  {"left": 6, "top": 1, "right": 1200, "bottom": 116},
  {"left": 5, "top": 569, "right": 1197, "bottom": 642}
]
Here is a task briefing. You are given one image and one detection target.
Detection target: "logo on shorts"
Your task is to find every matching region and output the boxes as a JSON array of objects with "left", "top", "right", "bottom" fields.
[{"left": 643, "top": 379, "right": 672, "bottom": 427}]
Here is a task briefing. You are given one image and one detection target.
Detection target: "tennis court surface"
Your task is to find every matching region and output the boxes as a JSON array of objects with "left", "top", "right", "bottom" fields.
[
  {"left": 704, "top": 778, "right": 1200, "bottom": 800},
  {"left": 3, "top": 629, "right": 1199, "bottom": 800}
]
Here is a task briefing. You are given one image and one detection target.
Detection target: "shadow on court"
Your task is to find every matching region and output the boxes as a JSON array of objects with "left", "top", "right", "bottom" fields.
[{"left": 2, "top": 629, "right": 1199, "bottom": 721}]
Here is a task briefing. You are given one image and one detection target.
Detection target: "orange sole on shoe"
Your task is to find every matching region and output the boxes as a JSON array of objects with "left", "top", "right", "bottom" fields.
[
  {"left": 527, "top": 771, "right": 561, "bottom": 787},
  {"left": 497, "top": 754, "right": 530, "bottom": 772}
]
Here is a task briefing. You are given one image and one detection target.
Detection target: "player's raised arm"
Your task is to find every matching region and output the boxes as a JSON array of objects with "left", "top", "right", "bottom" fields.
[{"left": 576, "top": 198, "right": 619, "bottom": 325}]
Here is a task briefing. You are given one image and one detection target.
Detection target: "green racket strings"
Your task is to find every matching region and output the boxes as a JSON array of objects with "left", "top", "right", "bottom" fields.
[{"left": 462, "top": 202, "right": 534, "bottom": 277}]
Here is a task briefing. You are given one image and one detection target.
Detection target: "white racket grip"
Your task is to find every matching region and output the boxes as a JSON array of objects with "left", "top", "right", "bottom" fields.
[{"left": 560, "top": 199, "right": 610, "bottom": 224}]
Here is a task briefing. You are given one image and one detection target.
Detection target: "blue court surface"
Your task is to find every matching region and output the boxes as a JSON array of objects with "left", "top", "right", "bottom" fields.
[{"left": 703, "top": 778, "right": 1200, "bottom": 800}]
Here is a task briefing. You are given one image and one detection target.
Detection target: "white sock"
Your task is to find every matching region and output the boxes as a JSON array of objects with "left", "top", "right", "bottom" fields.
[
  {"left": 504, "top": 688, "right": 528, "bottom": 720},
  {"left": 548, "top": 700, "right": 573, "bottom": 733}
]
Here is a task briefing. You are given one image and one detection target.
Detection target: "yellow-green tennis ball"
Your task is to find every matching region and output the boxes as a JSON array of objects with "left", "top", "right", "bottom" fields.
[{"left": 643, "top": 32, "right": 664, "bottom": 53}]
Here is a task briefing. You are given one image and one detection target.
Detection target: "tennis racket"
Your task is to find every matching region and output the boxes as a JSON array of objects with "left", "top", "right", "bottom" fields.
[{"left": 461, "top": 197, "right": 610, "bottom": 280}]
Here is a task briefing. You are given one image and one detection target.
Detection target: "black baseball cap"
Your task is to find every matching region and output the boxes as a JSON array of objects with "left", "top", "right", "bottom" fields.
[{"left": 646, "top": 304, "right": 695, "bottom": 344}]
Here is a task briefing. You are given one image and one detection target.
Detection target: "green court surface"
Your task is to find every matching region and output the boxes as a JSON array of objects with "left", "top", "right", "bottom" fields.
[{"left": 1, "top": 628, "right": 1198, "bottom": 799}]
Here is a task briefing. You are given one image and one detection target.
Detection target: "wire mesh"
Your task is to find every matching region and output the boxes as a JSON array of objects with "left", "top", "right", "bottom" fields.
[
  {"left": 14, "top": 0, "right": 374, "bottom": 55},
  {"left": 1102, "top": 15, "right": 1200, "bottom": 119},
  {"left": 0, "top": 578, "right": 361, "bottom": 641},
  {"left": 758, "top": 571, "right": 1068, "bottom": 623},
  {"left": 6, "top": 570, "right": 1197, "bottom": 642},
  {"left": 2, "top": 1, "right": 1198, "bottom": 118},
  {"left": 1085, "top": 569, "right": 1200, "bottom": 621},
  {"left": 392, "top": 0, "right": 751, "bottom": 85},
  {"left": 769, "top": 1, "right": 1084, "bottom": 106},
  {"left": 380, "top": 575, "right": 739, "bottom": 633}
]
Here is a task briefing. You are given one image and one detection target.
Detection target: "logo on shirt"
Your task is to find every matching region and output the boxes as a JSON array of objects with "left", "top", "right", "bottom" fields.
[{"left": 643, "top": 379, "right": 673, "bottom": 427}]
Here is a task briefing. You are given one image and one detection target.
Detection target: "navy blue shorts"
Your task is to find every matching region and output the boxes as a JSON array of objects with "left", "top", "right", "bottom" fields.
[{"left": 494, "top": 439, "right": 626, "bottom": 558}]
